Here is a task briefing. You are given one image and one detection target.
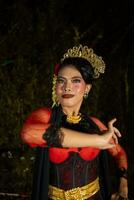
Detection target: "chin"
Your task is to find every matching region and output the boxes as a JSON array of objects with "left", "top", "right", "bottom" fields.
[
  {"left": 60, "top": 99, "right": 82, "bottom": 109},
  {"left": 60, "top": 102, "right": 75, "bottom": 107}
]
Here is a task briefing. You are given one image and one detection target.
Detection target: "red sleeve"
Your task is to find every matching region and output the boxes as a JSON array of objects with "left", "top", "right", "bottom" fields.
[
  {"left": 21, "top": 107, "right": 52, "bottom": 148},
  {"left": 90, "top": 116, "right": 128, "bottom": 169}
]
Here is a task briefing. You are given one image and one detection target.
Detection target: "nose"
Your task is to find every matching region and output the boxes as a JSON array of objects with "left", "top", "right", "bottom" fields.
[
  {"left": 64, "top": 80, "right": 72, "bottom": 92},
  {"left": 64, "top": 88, "right": 71, "bottom": 92}
]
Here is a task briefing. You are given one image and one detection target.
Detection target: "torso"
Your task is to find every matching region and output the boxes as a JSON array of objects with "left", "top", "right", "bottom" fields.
[
  {"left": 49, "top": 150, "right": 100, "bottom": 190},
  {"left": 49, "top": 113, "right": 101, "bottom": 193}
]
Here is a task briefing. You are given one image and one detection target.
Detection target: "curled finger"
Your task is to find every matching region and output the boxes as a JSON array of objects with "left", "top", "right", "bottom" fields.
[
  {"left": 113, "top": 127, "right": 122, "bottom": 137},
  {"left": 112, "top": 133, "right": 118, "bottom": 144},
  {"left": 108, "top": 118, "right": 117, "bottom": 131}
]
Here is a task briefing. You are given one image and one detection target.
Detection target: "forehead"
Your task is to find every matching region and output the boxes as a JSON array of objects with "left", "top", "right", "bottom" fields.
[{"left": 58, "top": 65, "right": 82, "bottom": 77}]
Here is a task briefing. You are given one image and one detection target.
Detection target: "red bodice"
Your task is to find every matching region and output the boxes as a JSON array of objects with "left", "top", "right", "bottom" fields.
[{"left": 49, "top": 147, "right": 100, "bottom": 164}]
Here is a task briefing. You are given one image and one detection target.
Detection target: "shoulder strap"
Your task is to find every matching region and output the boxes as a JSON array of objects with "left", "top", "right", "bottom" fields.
[{"left": 90, "top": 116, "right": 107, "bottom": 131}]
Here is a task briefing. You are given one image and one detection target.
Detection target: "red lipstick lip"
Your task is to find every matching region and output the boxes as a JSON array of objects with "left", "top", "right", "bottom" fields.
[{"left": 62, "top": 94, "right": 74, "bottom": 98}]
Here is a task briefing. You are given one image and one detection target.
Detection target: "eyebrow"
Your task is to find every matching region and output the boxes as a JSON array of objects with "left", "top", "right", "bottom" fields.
[{"left": 57, "top": 76, "right": 83, "bottom": 79}]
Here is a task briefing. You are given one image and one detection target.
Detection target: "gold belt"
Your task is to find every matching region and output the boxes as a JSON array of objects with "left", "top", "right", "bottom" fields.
[{"left": 48, "top": 177, "right": 100, "bottom": 200}]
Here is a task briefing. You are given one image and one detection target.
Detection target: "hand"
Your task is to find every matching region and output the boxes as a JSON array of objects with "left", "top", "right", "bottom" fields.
[
  {"left": 98, "top": 118, "right": 121, "bottom": 149},
  {"left": 111, "top": 177, "right": 128, "bottom": 200}
]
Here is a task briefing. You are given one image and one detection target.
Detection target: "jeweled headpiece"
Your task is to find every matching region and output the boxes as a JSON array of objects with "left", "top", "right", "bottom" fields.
[{"left": 61, "top": 44, "right": 106, "bottom": 78}]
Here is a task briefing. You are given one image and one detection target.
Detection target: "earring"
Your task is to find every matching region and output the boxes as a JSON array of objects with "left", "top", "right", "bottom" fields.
[{"left": 84, "top": 92, "right": 88, "bottom": 99}]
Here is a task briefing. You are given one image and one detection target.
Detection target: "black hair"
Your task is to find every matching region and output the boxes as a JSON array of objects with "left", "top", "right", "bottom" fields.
[{"left": 58, "top": 57, "right": 94, "bottom": 84}]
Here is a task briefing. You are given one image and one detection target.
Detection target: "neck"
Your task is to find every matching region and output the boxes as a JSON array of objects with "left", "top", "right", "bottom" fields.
[{"left": 61, "top": 106, "right": 81, "bottom": 117}]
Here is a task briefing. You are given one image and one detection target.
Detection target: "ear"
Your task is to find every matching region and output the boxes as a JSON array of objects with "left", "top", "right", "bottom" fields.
[{"left": 85, "top": 84, "right": 92, "bottom": 94}]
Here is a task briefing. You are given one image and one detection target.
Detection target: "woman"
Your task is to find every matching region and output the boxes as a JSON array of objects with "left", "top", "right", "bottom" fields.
[{"left": 21, "top": 45, "right": 128, "bottom": 200}]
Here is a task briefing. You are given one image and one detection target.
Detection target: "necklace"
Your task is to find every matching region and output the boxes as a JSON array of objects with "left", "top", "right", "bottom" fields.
[{"left": 66, "top": 113, "right": 82, "bottom": 124}]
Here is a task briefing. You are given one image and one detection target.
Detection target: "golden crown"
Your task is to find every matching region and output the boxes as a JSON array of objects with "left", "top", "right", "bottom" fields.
[{"left": 61, "top": 45, "right": 106, "bottom": 78}]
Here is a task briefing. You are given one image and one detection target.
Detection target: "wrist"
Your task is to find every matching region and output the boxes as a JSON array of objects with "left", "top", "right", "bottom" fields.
[
  {"left": 118, "top": 168, "right": 128, "bottom": 180},
  {"left": 93, "top": 134, "right": 104, "bottom": 148}
]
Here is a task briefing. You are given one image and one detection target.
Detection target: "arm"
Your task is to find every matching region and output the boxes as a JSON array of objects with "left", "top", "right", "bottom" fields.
[
  {"left": 21, "top": 108, "right": 119, "bottom": 149},
  {"left": 61, "top": 118, "right": 119, "bottom": 148},
  {"left": 91, "top": 117, "right": 128, "bottom": 199}
]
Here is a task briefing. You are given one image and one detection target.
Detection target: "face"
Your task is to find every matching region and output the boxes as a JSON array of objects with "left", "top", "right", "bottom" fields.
[{"left": 56, "top": 65, "right": 91, "bottom": 112}]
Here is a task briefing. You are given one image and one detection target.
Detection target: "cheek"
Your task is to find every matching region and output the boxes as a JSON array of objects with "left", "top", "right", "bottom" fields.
[
  {"left": 56, "top": 84, "right": 63, "bottom": 95},
  {"left": 73, "top": 83, "right": 86, "bottom": 94}
]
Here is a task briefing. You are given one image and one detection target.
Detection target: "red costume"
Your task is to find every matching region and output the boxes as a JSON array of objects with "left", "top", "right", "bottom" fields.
[{"left": 21, "top": 107, "right": 128, "bottom": 200}]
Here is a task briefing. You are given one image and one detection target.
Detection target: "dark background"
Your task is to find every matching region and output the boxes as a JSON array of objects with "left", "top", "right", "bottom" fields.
[{"left": 0, "top": 0, "right": 134, "bottom": 199}]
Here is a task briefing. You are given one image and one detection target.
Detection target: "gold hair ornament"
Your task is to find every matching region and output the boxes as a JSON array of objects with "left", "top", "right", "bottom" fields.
[
  {"left": 61, "top": 45, "right": 106, "bottom": 78},
  {"left": 52, "top": 74, "right": 59, "bottom": 107}
]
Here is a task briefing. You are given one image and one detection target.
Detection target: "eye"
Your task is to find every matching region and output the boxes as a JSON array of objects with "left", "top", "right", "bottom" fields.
[
  {"left": 72, "top": 78, "right": 81, "bottom": 83},
  {"left": 57, "top": 78, "right": 65, "bottom": 84}
]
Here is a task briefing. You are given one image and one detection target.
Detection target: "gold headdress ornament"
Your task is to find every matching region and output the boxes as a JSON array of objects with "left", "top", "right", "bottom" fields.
[{"left": 61, "top": 44, "right": 106, "bottom": 78}]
